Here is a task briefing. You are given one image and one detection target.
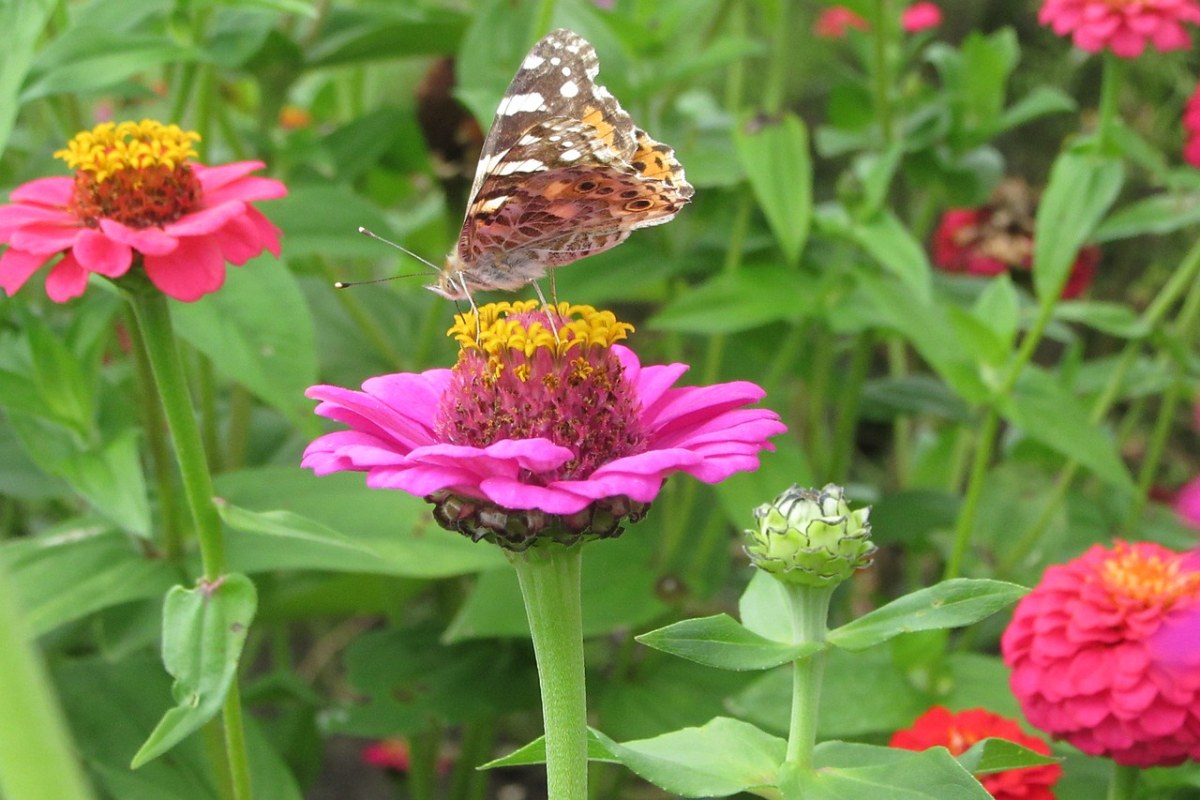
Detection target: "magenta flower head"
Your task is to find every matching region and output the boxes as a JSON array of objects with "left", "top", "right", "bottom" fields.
[
  {"left": 1001, "top": 541, "right": 1200, "bottom": 767},
  {"left": 901, "top": 2, "right": 942, "bottom": 33},
  {"left": 0, "top": 119, "right": 286, "bottom": 302},
  {"left": 1038, "top": 0, "right": 1200, "bottom": 58},
  {"left": 303, "top": 301, "right": 786, "bottom": 550},
  {"left": 1185, "top": 81, "right": 1200, "bottom": 168}
]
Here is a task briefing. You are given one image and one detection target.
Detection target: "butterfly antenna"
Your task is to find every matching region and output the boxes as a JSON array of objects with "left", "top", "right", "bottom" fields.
[{"left": 356, "top": 227, "right": 441, "bottom": 274}]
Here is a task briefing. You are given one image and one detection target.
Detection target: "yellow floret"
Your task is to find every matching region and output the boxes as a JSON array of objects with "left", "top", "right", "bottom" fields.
[{"left": 55, "top": 120, "right": 201, "bottom": 182}]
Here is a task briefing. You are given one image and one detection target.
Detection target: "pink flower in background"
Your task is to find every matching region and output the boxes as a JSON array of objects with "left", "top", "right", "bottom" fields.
[
  {"left": 815, "top": 6, "right": 869, "bottom": 38},
  {"left": 1176, "top": 477, "right": 1200, "bottom": 530},
  {"left": 1002, "top": 541, "right": 1200, "bottom": 767},
  {"left": 891, "top": 707, "right": 1061, "bottom": 800},
  {"left": 304, "top": 302, "right": 785, "bottom": 550},
  {"left": 1184, "top": 81, "right": 1200, "bottom": 168},
  {"left": 1038, "top": 0, "right": 1200, "bottom": 58},
  {"left": 902, "top": 2, "right": 942, "bottom": 32},
  {"left": 0, "top": 120, "right": 285, "bottom": 302}
]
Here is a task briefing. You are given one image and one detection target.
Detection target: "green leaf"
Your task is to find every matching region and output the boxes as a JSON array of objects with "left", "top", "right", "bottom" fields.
[
  {"left": 637, "top": 614, "right": 824, "bottom": 671},
  {"left": 306, "top": 6, "right": 466, "bottom": 67},
  {"left": 996, "top": 86, "right": 1076, "bottom": 134},
  {"left": 1053, "top": 301, "right": 1150, "bottom": 338},
  {"left": 215, "top": 469, "right": 504, "bottom": 578},
  {"left": 0, "top": 522, "right": 176, "bottom": 637},
  {"left": 739, "top": 569, "right": 795, "bottom": 643},
  {"left": 592, "top": 718, "right": 786, "bottom": 798},
  {"left": 972, "top": 273, "right": 1019, "bottom": 348},
  {"left": 172, "top": 256, "right": 318, "bottom": 430},
  {"left": 844, "top": 210, "right": 933, "bottom": 302},
  {"left": 957, "top": 737, "right": 1060, "bottom": 775},
  {"left": 733, "top": 112, "right": 813, "bottom": 264},
  {"left": 21, "top": 308, "right": 94, "bottom": 436},
  {"left": 22, "top": 28, "right": 200, "bottom": 102},
  {"left": 649, "top": 266, "right": 816, "bottom": 333},
  {"left": 132, "top": 574, "right": 257, "bottom": 768},
  {"left": 1092, "top": 192, "right": 1200, "bottom": 243},
  {"left": 481, "top": 730, "right": 620, "bottom": 768},
  {"left": 56, "top": 429, "right": 152, "bottom": 537},
  {"left": 828, "top": 579, "right": 1027, "bottom": 651},
  {"left": 998, "top": 367, "right": 1135, "bottom": 490},
  {"left": 782, "top": 741, "right": 992, "bottom": 799},
  {"left": 0, "top": 0, "right": 54, "bottom": 153},
  {"left": 1033, "top": 151, "right": 1123, "bottom": 301}
]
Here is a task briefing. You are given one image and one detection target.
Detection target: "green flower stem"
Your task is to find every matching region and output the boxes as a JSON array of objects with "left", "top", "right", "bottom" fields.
[
  {"left": 126, "top": 288, "right": 253, "bottom": 800},
  {"left": 0, "top": 560, "right": 95, "bottom": 800},
  {"left": 1096, "top": 55, "right": 1123, "bottom": 153},
  {"left": 828, "top": 332, "right": 872, "bottom": 483},
  {"left": 886, "top": 337, "right": 912, "bottom": 486},
  {"left": 783, "top": 583, "right": 833, "bottom": 768},
  {"left": 510, "top": 543, "right": 588, "bottom": 800},
  {"left": 872, "top": 0, "right": 895, "bottom": 144},
  {"left": 1107, "top": 763, "right": 1140, "bottom": 800}
]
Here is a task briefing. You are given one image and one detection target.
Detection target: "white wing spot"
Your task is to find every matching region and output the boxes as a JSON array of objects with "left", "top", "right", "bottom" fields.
[
  {"left": 561, "top": 66, "right": 572, "bottom": 76},
  {"left": 517, "top": 133, "right": 540, "bottom": 146},
  {"left": 560, "top": 80, "right": 579, "bottom": 98},
  {"left": 500, "top": 92, "right": 545, "bottom": 115},
  {"left": 548, "top": 134, "right": 562, "bottom": 142},
  {"left": 551, "top": 56, "right": 562, "bottom": 65},
  {"left": 560, "top": 149, "right": 582, "bottom": 161},
  {"left": 478, "top": 195, "right": 509, "bottom": 213},
  {"left": 523, "top": 54, "right": 545, "bottom": 70},
  {"left": 495, "top": 158, "right": 546, "bottom": 176},
  {"left": 561, "top": 141, "right": 574, "bottom": 148}
]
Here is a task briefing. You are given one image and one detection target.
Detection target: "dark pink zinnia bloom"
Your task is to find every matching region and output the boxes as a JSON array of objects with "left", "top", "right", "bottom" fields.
[
  {"left": 303, "top": 302, "right": 786, "bottom": 549},
  {"left": 1038, "top": 0, "right": 1200, "bottom": 58},
  {"left": 901, "top": 2, "right": 942, "bottom": 32},
  {"left": 1002, "top": 541, "right": 1200, "bottom": 767},
  {"left": 891, "top": 706, "right": 1062, "bottom": 800},
  {"left": 1184, "top": 81, "right": 1200, "bottom": 168},
  {"left": 0, "top": 120, "right": 285, "bottom": 302},
  {"left": 1175, "top": 476, "right": 1200, "bottom": 530},
  {"left": 814, "top": 6, "right": 870, "bottom": 38}
]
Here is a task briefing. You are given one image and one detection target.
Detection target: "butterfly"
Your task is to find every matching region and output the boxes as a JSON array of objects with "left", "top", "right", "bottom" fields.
[{"left": 428, "top": 28, "right": 694, "bottom": 301}]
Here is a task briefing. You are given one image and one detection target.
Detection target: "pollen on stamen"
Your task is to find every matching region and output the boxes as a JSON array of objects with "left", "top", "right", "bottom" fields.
[{"left": 1099, "top": 543, "right": 1200, "bottom": 609}]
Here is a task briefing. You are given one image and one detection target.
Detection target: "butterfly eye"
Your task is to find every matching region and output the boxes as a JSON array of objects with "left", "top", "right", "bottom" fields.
[
  {"left": 625, "top": 198, "right": 654, "bottom": 211},
  {"left": 574, "top": 179, "right": 599, "bottom": 193}
]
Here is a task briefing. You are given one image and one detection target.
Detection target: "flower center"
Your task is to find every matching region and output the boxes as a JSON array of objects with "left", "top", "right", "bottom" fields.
[
  {"left": 1099, "top": 543, "right": 1200, "bottom": 609},
  {"left": 54, "top": 120, "right": 202, "bottom": 228},
  {"left": 435, "top": 301, "right": 646, "bottom": 482}
]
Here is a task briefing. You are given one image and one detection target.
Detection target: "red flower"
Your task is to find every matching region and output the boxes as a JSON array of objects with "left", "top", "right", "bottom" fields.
[
  {"left": 902, "top": 2, "right": 942, "bottom": 32},
  {"left": 362, "top": 739, "right": 411, "bottom": 772},
  {"left": 1038, "top": 0, "right": 1200, "bottom": 58},
  {"left": 891, "top": 706, "right": 1062, "bottom": 800},
  {"left": 0, "top": 120, "right": 285, "bottom": 302},
  {"left": 814, "top": 6, "right": 869, "bottom": 38},
  {"left": 1184, "top": 81, "right": 1200, "bottom": 168},
  {"left": 1002, "top": 541, "right": 1200, "bottom": 767},
  {"left": 1176, "top": 476, "right": 1200, "bottom": 530}
]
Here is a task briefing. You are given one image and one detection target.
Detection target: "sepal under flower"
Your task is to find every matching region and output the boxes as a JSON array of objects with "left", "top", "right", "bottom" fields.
[{"left": 744, "top": 484, "right": 875, "bottom": 587}]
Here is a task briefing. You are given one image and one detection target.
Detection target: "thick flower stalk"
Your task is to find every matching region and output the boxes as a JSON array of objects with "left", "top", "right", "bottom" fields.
[
  {"left": 0, "top": 119, "right": 284, "bottom": 302},
  {"left": 1038, "top": 0, "right": 1200, "bottom": 58},
  {"left": 890, "top": 706, "right": 1062, "bottom": 800},
  {"left": 1002, "top": 541, "right": 1200, "bottom": 767},
  {"left": 304, "top": 301, "right": 785, "bottom": 549}
]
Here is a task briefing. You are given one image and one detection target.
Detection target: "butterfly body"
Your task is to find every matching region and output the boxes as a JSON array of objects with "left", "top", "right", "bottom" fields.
[{"left": 430, "top": 29, "right": 693, "bottom": 300}]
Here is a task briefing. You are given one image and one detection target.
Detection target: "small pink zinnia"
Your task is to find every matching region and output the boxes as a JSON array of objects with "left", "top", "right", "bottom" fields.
[
  {"left": 902, "top": 2, "right": 942, "bottom": 32},
  {"left": 814, "top": 6, "right": 870, "bottom": 38},
  {"left": 1038, "top": 0, "right": 1200, "bottom": 58},
  {"left": 1175, "top": 476, "right": 1200, "bottom": 530},
  {"left": 1184, "top": 81, "right": 1200, "bottom": 168},
  {"left": 303, "top": 302, "right": 786, "bottom": 550},
  {"left": 0, "top": 119, "right": 285, "bottom": 303},
  {"left": 1002, "top": 541, "right": 1200, "bottom": 767},
  {"left": 890, "top": 706, "right": 1062, "bottom": 800}
]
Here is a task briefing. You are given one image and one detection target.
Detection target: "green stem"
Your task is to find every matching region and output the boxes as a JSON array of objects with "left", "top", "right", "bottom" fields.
[
  {"left": 126, "top": 288, "right": 253, "bottom": 800},
  {"left": 0, "top": 560, "right": 95, "bottom": 800},
  {"left": 225, "top": 386, "right": 253, "bottom": 472},
  {"left": 510, "top": 544, "right": 588, "bottom": 800},
  {"left": 315, "top": 258, "right": 405, "bottom": 369},
  {"left": 762, "top": 1, "right": 791, "bottom": 115},
  {"left": 449, "top": 719, "right": 493, "bottom": 800},
  {"left": 886, "top": 337, "right": 911, "bottom": 487},
  {"left": 944, "top": 409, "right": 1000, "bottom": 580},
  {"left": 1107, "top": 762, "right": 1139, "bottom": 800},
  {"left": 1096, "top": 55, "right": 1122, "bottom": 154},
  {"left": 871, "top": 0, "right": 894, "bottom": 144},
  {"left": 828, "top": 333, "right": 872, "bottom": 483},
  {"left": 783, "top": 583, "right": 832, "bottom": 767},
  {"left": 530, "top": 0, "right": 558, "bottom": 41}
]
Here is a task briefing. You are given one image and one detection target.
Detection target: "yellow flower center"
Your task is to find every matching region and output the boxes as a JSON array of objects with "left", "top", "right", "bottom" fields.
[
  {"left": 54, "top": 120, "right": 203, "bottom": 229},
  {"left": 447, "top": 301, "right": 634, "bottom": 381},
  {"left": 1100, "top": 544, "right": 1200, "bottom": 609},
  {"left": 55, "top": 120, "right": 200, "bottom": 183}
]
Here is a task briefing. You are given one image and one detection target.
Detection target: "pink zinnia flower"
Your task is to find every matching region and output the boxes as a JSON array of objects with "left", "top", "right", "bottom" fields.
[
  {"left": 1176, "top": 476, "right": 1200, "bottom": 530},
  {"left": 304, "top": 302, "right": 785, "bottom": 550},
  {"left": 1038, "top": 0, "right": 1200, "bottom": 58},
  {"left": 1184, "top": 81, "right": 1200, "bottom": 168},
  {"left": 902, "top": 2, "right": 942, "bottom": 32},
  {"left": 890, "top": 706, "right": 1062, "bottom": 800},
  {"left": 1002, "top": 541, "right": 1200, "bottom": 767},
  {"left": 814, "top": 6, "right": 870, "bottom": 38},
  {"left": 0, "top": 119, "right": 285, "bottom": 302}
]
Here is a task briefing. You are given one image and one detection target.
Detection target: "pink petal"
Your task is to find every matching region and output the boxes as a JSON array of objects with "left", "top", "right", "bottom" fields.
[
  {"left": 73, "top": 228, "right": 132, "bottom": 277},
  {"left": 0, "top": 204, "right": 72, "bottom": 240},
  {"left": 212, "top": 213, "right": 267, "bottom": 265},
  {"left": 243, "top": 206, "right": 282, "bottom": 258},
  {"left": 45, "top": 252, "right": 90, "bottom": 302},
  {"left": 195, "top": 161, "right": 268, "bottom": 192},
  {"left": 99, "top": 219, "right": 179, "bottom": 256},
  {"left": 143, "top": 235, "right": 226, "bottom": 301},
  {"left": 477, "top": 477, "right": 592, "bottom": 514},
  {"left": 0, "top": 248, "right": 52, "bottom": 295},
  {"left": 10, "top": 220, "right": 83, "bottom": 254},
  {"left": 163, "top": 201, "right": 247, "bottom": 238},
  {"left": 9, "top": 177, "right": 73, "bottom": 207},
  {"left": 204, "top": 175, "right": 288, "bottom": 206}
]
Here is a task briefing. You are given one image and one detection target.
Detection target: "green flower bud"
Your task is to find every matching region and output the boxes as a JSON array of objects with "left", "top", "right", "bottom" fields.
[{"left": 745, "top": 484, "right": 875, "bottom": 587}]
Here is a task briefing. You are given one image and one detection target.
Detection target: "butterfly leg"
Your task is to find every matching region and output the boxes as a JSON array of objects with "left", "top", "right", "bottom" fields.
[
  {"left": 453, "top": 273, "right": 483, "bottom": 341},
  {"left": 531, "top": 280, "right": 561, "bottom": 344}
]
